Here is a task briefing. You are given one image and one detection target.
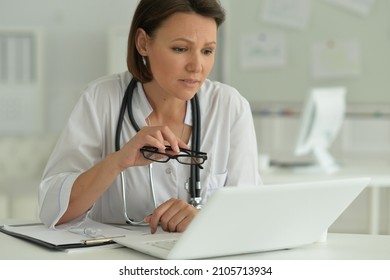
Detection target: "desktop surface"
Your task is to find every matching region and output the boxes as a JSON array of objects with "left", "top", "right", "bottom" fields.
[
  {"left": 262, "top": 158, "right": 390, "bottom": 184},
  {"left": 1, "top": 224, "right": 390, "bottom": 260}
]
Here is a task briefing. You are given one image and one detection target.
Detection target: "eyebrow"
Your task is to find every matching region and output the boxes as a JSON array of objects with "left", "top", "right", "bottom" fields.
[{"left": 171, "top": 38, "right": 217, "bottom": 46}]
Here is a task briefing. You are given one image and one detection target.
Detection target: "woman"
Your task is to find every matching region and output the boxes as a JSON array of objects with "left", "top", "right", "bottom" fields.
[{"left": 39, "top": 0, "right": 261, "bottom": 233}]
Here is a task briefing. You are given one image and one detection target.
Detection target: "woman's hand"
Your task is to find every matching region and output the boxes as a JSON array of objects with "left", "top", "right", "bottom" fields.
[
  {"left": 114, "top": 125, "right": 189, "bottom": 171},
  {"left": 144, "top": 198, "right": 198, "bottom": 234}
]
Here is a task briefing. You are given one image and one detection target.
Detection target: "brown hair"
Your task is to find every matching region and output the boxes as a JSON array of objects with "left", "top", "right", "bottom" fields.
[{"left": 127, "top": 0, "right": 226, "bottom": 83}]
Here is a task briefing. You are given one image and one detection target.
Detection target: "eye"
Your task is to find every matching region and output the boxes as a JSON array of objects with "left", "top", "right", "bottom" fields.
[
  {"left": 202, "top": 48, "right": 214, "bottom": 56},
  {"left": 172, "top": 47, "right": 187, "bottom": 53}
]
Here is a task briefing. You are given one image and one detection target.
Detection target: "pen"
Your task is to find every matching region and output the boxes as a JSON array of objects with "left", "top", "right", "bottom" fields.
[
  {"left": 81, "top": 235, "right": 125, "bottom": 245},
  {"left": 10, "top": 223, "right": 44, "bottom": 227}
]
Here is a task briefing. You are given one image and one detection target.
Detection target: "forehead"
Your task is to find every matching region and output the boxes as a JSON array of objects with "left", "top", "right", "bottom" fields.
[{"left": 155, "top": 12, "right": 217, "bottom": 40}]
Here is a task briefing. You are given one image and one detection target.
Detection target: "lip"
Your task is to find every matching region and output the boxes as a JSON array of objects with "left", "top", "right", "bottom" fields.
[{"left": 179, "top": 79, "right": 201, "bottom": 87}]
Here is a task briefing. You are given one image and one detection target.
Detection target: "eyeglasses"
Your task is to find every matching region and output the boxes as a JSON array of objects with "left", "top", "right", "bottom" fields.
[{"left": 140, "top": 146, "right": 208, "bottom": 168}]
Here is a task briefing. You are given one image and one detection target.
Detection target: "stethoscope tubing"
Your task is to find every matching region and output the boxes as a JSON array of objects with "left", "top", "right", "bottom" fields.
[{"left": 115, "top": 77, "right": 202, "bottom": 224}]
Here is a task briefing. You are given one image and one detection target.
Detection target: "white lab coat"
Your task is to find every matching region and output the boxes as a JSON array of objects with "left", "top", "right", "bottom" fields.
[{"left": 39, "top": 71, "right": 262, "bottom": 228}]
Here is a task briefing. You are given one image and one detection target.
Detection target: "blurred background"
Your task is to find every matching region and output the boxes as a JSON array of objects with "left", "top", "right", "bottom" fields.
[{"left": 1, "top": 0, "right": 390, "bottom": 234}]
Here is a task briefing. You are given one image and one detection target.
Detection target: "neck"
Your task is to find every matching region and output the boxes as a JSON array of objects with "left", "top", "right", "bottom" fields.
[
  {"left": 142, "top": 83, "right": 187, "bottom": 125},
  {"left": 142, "top": 82, "right": 191, "bottom": 143}
]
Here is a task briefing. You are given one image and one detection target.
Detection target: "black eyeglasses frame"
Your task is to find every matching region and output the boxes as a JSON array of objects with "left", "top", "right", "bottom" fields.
[{"left": 140, "top": 145, "right": 207, "bottom": 168}]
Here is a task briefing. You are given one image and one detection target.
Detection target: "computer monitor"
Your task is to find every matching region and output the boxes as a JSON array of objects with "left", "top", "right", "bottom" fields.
[{"left": 294, "top": 87, "right": 346, "bottom": 173}]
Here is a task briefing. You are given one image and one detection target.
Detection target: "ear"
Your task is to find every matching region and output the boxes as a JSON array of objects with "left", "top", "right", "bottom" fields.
[{"left": 135, "top": 28, "right": 149, "bottom": 56}]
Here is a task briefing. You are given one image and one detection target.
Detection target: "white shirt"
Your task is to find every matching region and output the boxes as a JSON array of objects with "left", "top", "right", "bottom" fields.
[{"left": 39, "top": 71, "right": 262, "bottom": 228}]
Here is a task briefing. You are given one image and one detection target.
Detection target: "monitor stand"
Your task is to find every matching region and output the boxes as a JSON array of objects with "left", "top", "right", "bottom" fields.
[{"left": 293, "top": 147, "right": 340, "bottom": 174}]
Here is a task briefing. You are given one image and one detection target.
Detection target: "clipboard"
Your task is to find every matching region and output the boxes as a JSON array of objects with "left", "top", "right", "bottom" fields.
[{"left": 0, "top": 221, "right": 129, "bottom": 251}]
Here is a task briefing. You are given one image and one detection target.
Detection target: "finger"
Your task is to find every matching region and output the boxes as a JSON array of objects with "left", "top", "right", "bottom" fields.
[
  {"left": 144, "top": 214, "right": 152, "bottom": 224},
  {"left": 149, "top": 199, "right": 176, "bottom": 234},
  {"left": 174, "top": 215, "right": 193, "bottom": 233},
  {"left": 144, "top": 125, "right": 189, "bottom": 152},
  {"left": 145, "top": 206, "right": 196, "bottom": 232},
  {"left": 144, "top": 134, "right": 166, "bottom": 151},
  {"left": 159, "top": 200, "right": 190, "bottom": 232},
  {"left": 128, "top": 127, "right": 164, "bottom": 151},
  {"left": 177, "top": 137, "right": 190, "bottom": 150},
  {"left": 158, "top": 199, "right": 196, "bottom": 233},
  {"left": 143, "top": 127, "right": 178, "bottom": 153},
  {"left": 158, "top": 126, "right": 180, "bottom": 153},
  {"left": 144, "top": 127, "right": 166, "bottom": 148},
  {"left": 164, "top": 208, "right": 193, "bottom": 233}
]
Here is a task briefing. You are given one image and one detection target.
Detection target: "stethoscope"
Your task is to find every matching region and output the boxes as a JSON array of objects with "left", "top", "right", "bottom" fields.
[{"left": 115, "top": 77, "right": 202, "bottom": 225}]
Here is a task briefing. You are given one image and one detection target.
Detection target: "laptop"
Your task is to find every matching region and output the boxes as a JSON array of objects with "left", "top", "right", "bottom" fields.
[{"left": 114, "top": 177, "right": 370, "bottom": 259}]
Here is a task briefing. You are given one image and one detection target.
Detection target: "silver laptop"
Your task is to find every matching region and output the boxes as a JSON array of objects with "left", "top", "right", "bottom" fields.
[{"left": 114, "top": 177, "right": 370, "bottom": 259}]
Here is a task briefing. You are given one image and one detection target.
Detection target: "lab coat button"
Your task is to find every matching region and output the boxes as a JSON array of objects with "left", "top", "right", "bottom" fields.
[{"left": 165, "top": 168, "right": 172, "bottom": 174}]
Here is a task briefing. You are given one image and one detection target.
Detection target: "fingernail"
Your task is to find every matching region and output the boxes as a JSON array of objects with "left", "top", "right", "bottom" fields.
[
  {"left": 143, "top": 214, "right": 152, "bottom": 223},
  {"left": 174, "top": 146, "right": 180, "bottom": 153}
]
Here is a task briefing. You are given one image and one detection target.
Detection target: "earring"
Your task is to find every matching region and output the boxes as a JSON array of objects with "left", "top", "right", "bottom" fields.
[{"left": 142, "top": 56, "right": 147, "bottom": 66}]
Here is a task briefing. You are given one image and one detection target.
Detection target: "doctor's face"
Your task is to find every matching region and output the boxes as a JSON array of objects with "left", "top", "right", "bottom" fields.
[{"left": 141, "top": 12, "right": 217, "bottom": 101}]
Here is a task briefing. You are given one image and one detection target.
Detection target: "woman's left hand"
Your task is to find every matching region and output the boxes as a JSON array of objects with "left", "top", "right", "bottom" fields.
[{"left": 144, "top": 198, "right": 198, "bottom": 234}]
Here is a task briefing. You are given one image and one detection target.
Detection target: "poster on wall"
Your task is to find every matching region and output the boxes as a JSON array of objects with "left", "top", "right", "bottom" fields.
[
  {"left": 261, "top": 0, "right": 311, "bottom": 29},
  {"left": 324, "top": 0, "right": 376, "bottom": 15},
  {"left": 310, "top": 39, "right": 361, "bottom": 79},
  {"left": 0, "top": 29, "right": 44, "bottom": 135},
  {"left": 240, "top": 31, "right": 286, "bottom": 70}
]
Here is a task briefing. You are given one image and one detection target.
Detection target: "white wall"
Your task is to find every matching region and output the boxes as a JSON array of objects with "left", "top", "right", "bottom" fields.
[
  {"left": 224, "top": 0, "right": 390, "bottom": 104},
  {"left": 0, "top": 0, "right": 138, "bottom": 132}
]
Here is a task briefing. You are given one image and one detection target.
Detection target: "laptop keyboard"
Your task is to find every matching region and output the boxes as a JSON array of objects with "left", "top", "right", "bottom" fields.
[{"left": 148, "top": 239, "right": 178, "bottom": 250}]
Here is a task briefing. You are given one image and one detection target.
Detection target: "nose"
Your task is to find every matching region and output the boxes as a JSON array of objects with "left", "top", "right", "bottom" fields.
[{"left": 186, "top": 53, "right": 202, "bottom": 73}]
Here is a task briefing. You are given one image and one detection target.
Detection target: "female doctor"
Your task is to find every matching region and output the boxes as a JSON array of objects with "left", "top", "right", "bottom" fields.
[{"left": 39, "top": 0, "right": 261, "bottom": 233}]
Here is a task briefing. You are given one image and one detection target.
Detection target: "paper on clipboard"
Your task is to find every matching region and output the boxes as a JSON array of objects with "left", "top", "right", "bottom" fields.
[{"left": 0, "top": 219, "right": 132, "bottom": 251}]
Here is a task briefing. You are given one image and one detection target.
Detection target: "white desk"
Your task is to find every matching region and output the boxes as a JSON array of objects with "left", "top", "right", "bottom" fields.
[
  {"left": 260, "top": 158, "right": 390, "bottom": 235},
  {"left": 1, "top": 220, "right": 390, "bottom": 260},
  {"left": 1, "top": 231, "right": 390, "bottom": 260}
]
